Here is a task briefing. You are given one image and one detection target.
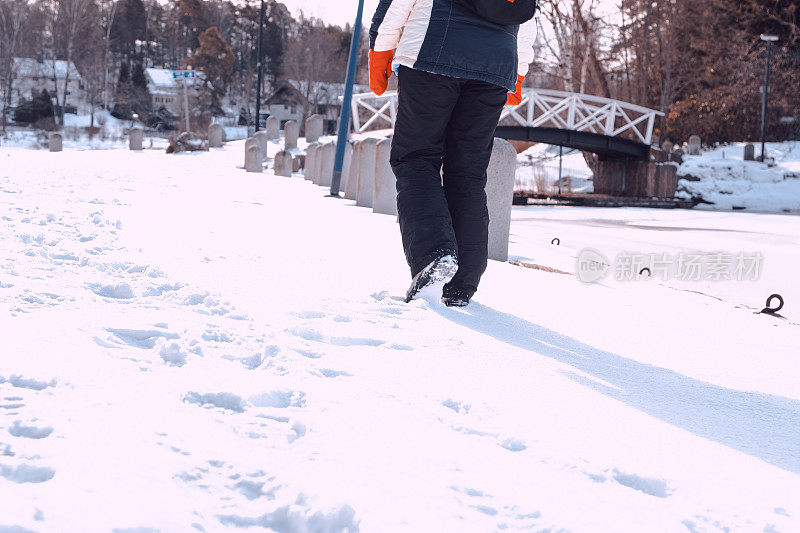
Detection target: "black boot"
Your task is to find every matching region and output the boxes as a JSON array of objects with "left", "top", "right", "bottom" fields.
[
  {"left": 441, "top": 286, "right": 473, "bottom": 307},
  {"left": 405, "top": 251, "right": 458, "bottom": 303}
]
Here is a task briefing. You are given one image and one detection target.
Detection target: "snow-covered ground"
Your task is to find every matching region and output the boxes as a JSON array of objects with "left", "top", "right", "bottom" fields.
[
  {"left": 1, "top": 142, "right": 799, "bottom": 532},
  {"left": 676, "top": 142, "right": 800, "bottom": 213}
]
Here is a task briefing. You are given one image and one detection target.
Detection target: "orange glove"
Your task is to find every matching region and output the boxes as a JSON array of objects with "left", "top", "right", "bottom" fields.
[
  {"left": 369, "top": 49, "right": 394, "bottom": 96},
  {"left": 505, "top": 75, "right": 525, "bottom": 106}
]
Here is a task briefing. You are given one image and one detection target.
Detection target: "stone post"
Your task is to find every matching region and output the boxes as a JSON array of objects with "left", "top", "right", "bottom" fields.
[
  {"left": 208, "top": 123, "right": 223, "bottom": 148},
  {"left": 305, "top": 114, "right": 324, "bottom": 143},
  {"left": 744, "top": 143, "right": 755, "bottom": 161},
  {"left": 274, "top": 151, "right": 293, "bottom": 177},
  {"left": 253, "top": 131, "right": 268, "bottom": 160},
  {"left": 373, "top": 138, "right": 397, "bottom": 216},
  {"left": 129, "top": 127, "right": 143, "bottom": 151},
  {"left": 244, "top": 137, "right": 262, "bottom": 170},
  {"left": 48, "top": 132, "right": 63, "bottom": 152},
  {"left": 312, "top": 144, "right": 324, "bottom": 185},
  {"left": 245, "top": 145, "right": 263, "bottom": 173},
  {"left": 305, "top": 143, "right": 320, "bottom": 181},
  {"left": 344, "top": 141, "right": 362, "bottom": 200},
  {"left": 265, "top": 117, "right": 280, "bottom": 141},
  {"left": 661, "top": 141, "right": 673, "bottom": 154},
  {"left": 356, "top": 138, "right": 380, "bottom": 208},
  {"left": 339, "top": 142, "right": 354, "bottom": 194},
  {"left": 688, "top": 135, "right": 701, "bottom": 155},
  {"left": 284, "top": 120, "right": 299, "bottom": 151},
  {"left": 486, "top": 138, "right": 517, "bottom": 262},
  {"left": 319, "top": 142, "right": 336, "bottom": 187}
]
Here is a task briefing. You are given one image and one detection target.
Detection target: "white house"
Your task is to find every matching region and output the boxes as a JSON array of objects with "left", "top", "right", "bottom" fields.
[
  {"left": 145, "top": 68, "right": 204, "bottom": 118},
  {"left": 10, "top": 58, "right": 84, "bottom": 110}
]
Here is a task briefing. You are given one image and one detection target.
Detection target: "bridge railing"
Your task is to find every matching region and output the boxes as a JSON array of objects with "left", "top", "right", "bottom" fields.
[{"left": 349, "top": 88, "right": 663, "bottom": 146}]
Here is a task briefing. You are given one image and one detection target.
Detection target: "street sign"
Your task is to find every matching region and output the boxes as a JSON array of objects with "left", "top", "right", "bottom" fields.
[{"left": 172, "top": 70, "right": 196, "bottom": 79}]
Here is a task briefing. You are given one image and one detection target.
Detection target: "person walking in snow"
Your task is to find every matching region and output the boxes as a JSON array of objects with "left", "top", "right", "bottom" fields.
[{"left": 369, "top": 0, "right": 537, "bottom": 307}]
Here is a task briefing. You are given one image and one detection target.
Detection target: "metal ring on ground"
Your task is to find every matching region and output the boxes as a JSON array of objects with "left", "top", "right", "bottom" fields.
[{"left": 760, "top": 294, "right": 784, "bottom": 315}]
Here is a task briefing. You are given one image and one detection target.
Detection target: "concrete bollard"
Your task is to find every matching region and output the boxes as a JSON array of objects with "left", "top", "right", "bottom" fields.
[
  {"left": 244, "top": 137, "right": 263, "bottom": 169},
  {"left": 744, "top": 143, "right": 755, "bottom": 161},
  {"left": 339, "top": 142, "right": 354, "bottom": 194},
  {"left": 344, "top": 141, "right": 362, "bottom": 200},
  {"left": 486, "top": 138, "right": 518, "bottom": 262},
  {"left": 208, "top": 123, "right": 223, "bottom": 148},
  {"left": 319, "top": 142, "right": 336, "bottom": 187},
  {"left": 284, "top": 120, "right": 299, "bottom": 151},
  {"left": 356, "top": 138, "right": 380, "bottom": 208},
  {"left": 245, "top": 145, "right": 263, "bottom": 173},
  {"left": 305, "top": 143, "right": 320, "bottom": 181},
  {"left": 48, "top": 132, "right": 63, "bottom": 152},
  {"left": 265, "top": 117, "right": 280, "bottom": 141},
  {"left": 688, "top": 135, "right": 701, "bottom": 156},
  {"left": 373, "top": 137, "right": 397, "bottom": 216},
  {"left": 305, "top": 114, "right": 324, "bottom": 143},
  {"left": 274, "top": 150, "right": 293, "bottom": 177},
  {"left": 253, "top": 131, "right": 268, "bottom": 160},
  {"left": 129, "top": 127, "right": 143, "bottom": 151},
  {"left": 312, "top": 143, "right": 324, "bottom": 185}
]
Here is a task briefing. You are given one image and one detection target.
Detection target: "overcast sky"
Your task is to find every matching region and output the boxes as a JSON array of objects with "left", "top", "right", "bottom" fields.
[{"left": 280, "top": 0, "right": 621, "bottom": 28}]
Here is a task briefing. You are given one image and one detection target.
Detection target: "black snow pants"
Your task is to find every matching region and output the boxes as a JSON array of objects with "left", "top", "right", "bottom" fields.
[{"left": 390, "top": 66, "right": 507, "bottom": 297}]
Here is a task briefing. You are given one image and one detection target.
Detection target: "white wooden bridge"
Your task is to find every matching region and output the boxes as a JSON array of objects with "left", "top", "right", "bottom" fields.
[{"left": 349, "top": 88, "right": 664, "bottom": 160}]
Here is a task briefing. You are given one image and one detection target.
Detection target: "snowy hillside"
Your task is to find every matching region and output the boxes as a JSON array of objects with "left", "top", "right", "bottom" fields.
[
  {"left": 676, "top": 141, "right": 800, "bottom": 213},
  {"left": 1, "top": 143, "right": 799, "bottom": 532}
]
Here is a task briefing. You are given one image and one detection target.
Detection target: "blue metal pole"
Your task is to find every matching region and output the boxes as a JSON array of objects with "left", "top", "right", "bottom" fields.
[{"left": 329, "top": 0, "right": 364, "bottom": 197}]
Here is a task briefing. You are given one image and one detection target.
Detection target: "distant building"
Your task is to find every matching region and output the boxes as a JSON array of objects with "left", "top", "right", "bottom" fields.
[
  {"left": 144, "top": 68, "right": 203, "bottom": 119},
  {"left": 11, "top": 58, "right": 84, "bottom": 110},
  {"left": 263, "top": 80, "right": 369, "bottom": 132},
  {"left": 263, "top": 83, "right": 305, "bottom": 125}
]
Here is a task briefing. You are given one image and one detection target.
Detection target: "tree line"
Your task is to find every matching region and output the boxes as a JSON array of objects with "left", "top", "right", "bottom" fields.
[
  {"left": 0, "top": 0, "right": 358, "bottom": 131},
  {"left": 536, "top": 0, "right": 799, "bottom": 143},
  {"left": 1, "top": 0, "right": 797, "bottom": 143}
]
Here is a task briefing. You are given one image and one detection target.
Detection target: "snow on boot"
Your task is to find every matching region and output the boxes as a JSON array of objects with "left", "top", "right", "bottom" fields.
[{"left": 405, "top": 252, "right": 458, "bottom": 303}]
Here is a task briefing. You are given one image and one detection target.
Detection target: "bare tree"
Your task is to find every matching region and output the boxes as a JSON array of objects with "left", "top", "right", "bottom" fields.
[{"left": 0, "top": 0, "right": 30, "bottom": 131}]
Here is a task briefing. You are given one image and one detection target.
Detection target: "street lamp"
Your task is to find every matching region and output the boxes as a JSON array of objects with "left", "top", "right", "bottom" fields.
[
  {"left": 329, "top": 0, "right": 365, "bottom": 197},
  {"left": 759, "top": 33, "right": 778, "bottom": 162},
  {"left": 254, "top": 0, "right": 266, "bottom": 132}
]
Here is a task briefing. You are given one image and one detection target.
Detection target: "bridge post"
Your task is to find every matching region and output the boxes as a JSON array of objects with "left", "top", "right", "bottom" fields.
[{"left": 594, "top": 152, "right": 678, "bottom": 199}]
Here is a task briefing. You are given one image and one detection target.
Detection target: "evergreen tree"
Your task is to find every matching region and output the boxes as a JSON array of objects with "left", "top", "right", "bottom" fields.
[{"left": 112, "top": 60, "right": 133, "bottom": 118}]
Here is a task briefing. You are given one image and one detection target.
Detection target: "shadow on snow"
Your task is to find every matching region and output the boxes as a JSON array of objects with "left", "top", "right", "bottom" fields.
[{"left": 431, "top": 301, "right": 800, "bottom": 475}]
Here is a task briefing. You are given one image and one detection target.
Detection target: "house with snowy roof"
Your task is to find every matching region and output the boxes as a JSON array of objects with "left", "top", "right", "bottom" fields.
[
  {"left": 264, "top": 80, "right": 369, "bottom": 133},
  {"left": 145, "top": 68, "right": 204, "bottom": 119},
  {"left": 10, "top": 58, "right": 84, "bottom": 111}
]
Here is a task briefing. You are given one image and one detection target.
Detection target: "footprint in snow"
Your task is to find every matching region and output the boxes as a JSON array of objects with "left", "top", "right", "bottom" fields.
[
  {"left": 0, "top": 375, "right": 57, "bottom": 391},
  {"left": 611, "top": 468, "right": 673, "bottom": 498},
  {"left": 0, "top": 463, "right": 55, "bottom": 484},
  {"left": 248, "top": 390, "right": 306, "bottom": 409},
  {"left": 184, "top": 392, "right": 246, "bottom": 413},
  {"left": 8, "top": 420, "right": 53, "bottom": 439},
  {"left": 289, "top": 326, "right": 385, "bottom": 347}
]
